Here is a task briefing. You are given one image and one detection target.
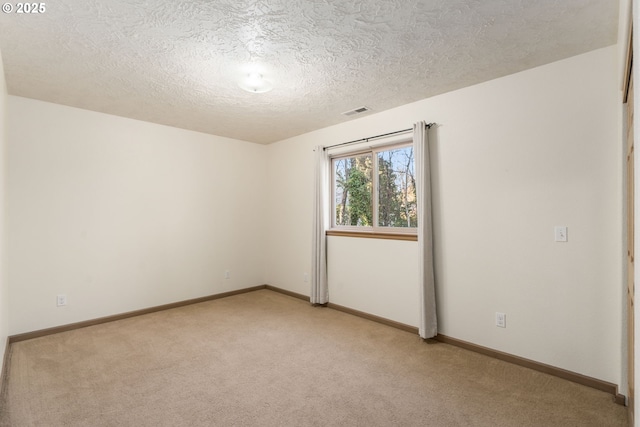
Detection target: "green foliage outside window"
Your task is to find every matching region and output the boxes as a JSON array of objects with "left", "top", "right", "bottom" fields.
[
  {"left": 335, "top": 155, "right": 372, "bottom": 226},
  {"left": 333, "top": 144, "right": 417, "bottom": 230}
]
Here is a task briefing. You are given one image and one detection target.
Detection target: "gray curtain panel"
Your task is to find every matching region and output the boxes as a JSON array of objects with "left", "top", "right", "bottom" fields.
[
  {"left": 414, "top": 121, "right": 438, "bottom": 338},
  {"left": 311, "top": 146, "right": 329, "bottom": 305}
]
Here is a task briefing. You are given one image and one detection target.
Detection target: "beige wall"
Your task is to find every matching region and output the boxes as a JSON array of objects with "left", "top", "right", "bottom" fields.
[
  {"left": 265, "top": 46, "right": 622, "bottom": 385},
  {"left": 617, "top": 0, "right": 631, "bottom": 405},
  {"left": 0, "top": 49, "right": 8, "bottom": 370},
  {"left": 7, "top": 97, "right": 268, "bottom": 334},
  {"left": 630, "top": 0, "right": 640, "bottom": 421}
]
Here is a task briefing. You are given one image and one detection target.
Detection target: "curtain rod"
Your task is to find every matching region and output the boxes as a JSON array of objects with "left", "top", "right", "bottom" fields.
[{"left": 323, "top": 122, "right": 434, "bottom": 151}]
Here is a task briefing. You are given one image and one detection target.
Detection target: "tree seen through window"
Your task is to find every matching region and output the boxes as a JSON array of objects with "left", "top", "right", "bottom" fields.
[{"left": 333, "top": 144, "right": 416, "bottom": 230}]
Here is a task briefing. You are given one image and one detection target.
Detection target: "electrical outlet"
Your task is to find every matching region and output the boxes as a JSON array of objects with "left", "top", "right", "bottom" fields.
[
  {"left": 496, "top": 312, "right": 506, "bottom": 328},
  {"left": 56, "top": 294, "right": 67, "bottom": 307},
  {"left": 304, "top": 273, "right": 309, "bottom": 283},
  {"left": 224, "top": 270, "right": 230, "bottom": 279}
]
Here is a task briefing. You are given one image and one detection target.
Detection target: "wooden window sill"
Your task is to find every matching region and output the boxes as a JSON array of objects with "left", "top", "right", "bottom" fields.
[{"left": 326, "top": 230, "right": 417, "bottom": 241}]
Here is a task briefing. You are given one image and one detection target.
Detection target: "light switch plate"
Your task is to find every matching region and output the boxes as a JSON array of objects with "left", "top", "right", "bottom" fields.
[{"left": 554, "top": 226, "right": 568, "bottom": 242}]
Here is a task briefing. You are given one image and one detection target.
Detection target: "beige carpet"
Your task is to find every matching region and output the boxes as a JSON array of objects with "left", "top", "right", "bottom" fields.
[{"left": 0, "top": 289, "right": 628, "bottom": 426}]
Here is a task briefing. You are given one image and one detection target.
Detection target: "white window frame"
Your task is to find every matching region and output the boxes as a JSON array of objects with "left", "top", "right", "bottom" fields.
[{"left": 330, "top": 138, "right": 417, "bottom": 236}]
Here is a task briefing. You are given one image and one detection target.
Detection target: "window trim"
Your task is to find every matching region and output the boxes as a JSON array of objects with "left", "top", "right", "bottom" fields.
[
  {"left": 326, "top": 229, "right": 417, "bottom": 241},
  {"left": 329, "top": 139, "right": 417, "bottom": 237}
]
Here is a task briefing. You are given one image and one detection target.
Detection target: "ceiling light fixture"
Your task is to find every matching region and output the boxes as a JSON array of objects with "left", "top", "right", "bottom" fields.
[{"left": 238, "top": 72, "right": 273, "bottom": 93}]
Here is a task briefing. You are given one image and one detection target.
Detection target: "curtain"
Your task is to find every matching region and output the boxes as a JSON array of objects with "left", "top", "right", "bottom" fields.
[
  {"left": 311, "top": 146, "right": 329, "bottom": 305},
  {"left": 414, "top": 121, "right": 438, "bottom": 338}
]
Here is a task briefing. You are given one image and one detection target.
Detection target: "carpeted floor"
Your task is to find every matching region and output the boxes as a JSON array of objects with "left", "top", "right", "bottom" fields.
[{"left": 0, "top": 289, "right": 628, "bottom": 426}]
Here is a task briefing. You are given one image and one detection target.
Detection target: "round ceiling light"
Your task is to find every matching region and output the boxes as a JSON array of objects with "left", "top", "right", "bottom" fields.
[{"left": 238, "top": 72, "right": 273, "bottom": 93}]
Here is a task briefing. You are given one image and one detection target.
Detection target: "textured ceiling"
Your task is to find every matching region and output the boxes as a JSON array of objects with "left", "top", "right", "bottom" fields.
[{"left": 0, "top": 0, "right": 618, "bottom": 144}]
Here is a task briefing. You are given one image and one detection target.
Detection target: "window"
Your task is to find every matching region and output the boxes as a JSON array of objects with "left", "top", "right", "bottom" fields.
[{"left": 331, "top": 142, "right": 417, "bottom": 235}]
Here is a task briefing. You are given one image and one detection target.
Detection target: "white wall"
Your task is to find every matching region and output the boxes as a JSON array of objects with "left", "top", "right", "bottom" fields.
[
  {"left": 0, "top": 50, "right": 8, "bottom": 365},
  {"left": 7, "top": 97, "right": 267, "bottom": 334},
  {"left": 266, "top": 46, "right": 622, "bottom": 385},
  {"left": 328, "top": 237, "right": 419, "bottom": 326}
]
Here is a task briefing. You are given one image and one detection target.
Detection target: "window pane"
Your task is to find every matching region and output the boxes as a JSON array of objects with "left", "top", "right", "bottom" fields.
[
  {"left": 378, "top": 146, "right": 417, "bottom": 228},
  {"left": 334, "top": 154, "right": 373, "bottom": 226}
]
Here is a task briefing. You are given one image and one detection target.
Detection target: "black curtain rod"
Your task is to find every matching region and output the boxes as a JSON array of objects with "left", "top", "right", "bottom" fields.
[{"left": 323, "top": 122, "right": 434, "bottom": 151}]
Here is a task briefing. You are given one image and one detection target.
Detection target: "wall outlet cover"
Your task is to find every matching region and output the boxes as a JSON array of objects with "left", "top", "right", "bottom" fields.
[
  {"left": 496, "top": 312, "right": 506, "bottom": 328},
  {"left": 56, "top": 294, "right": 67, "bottom": 307}
]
